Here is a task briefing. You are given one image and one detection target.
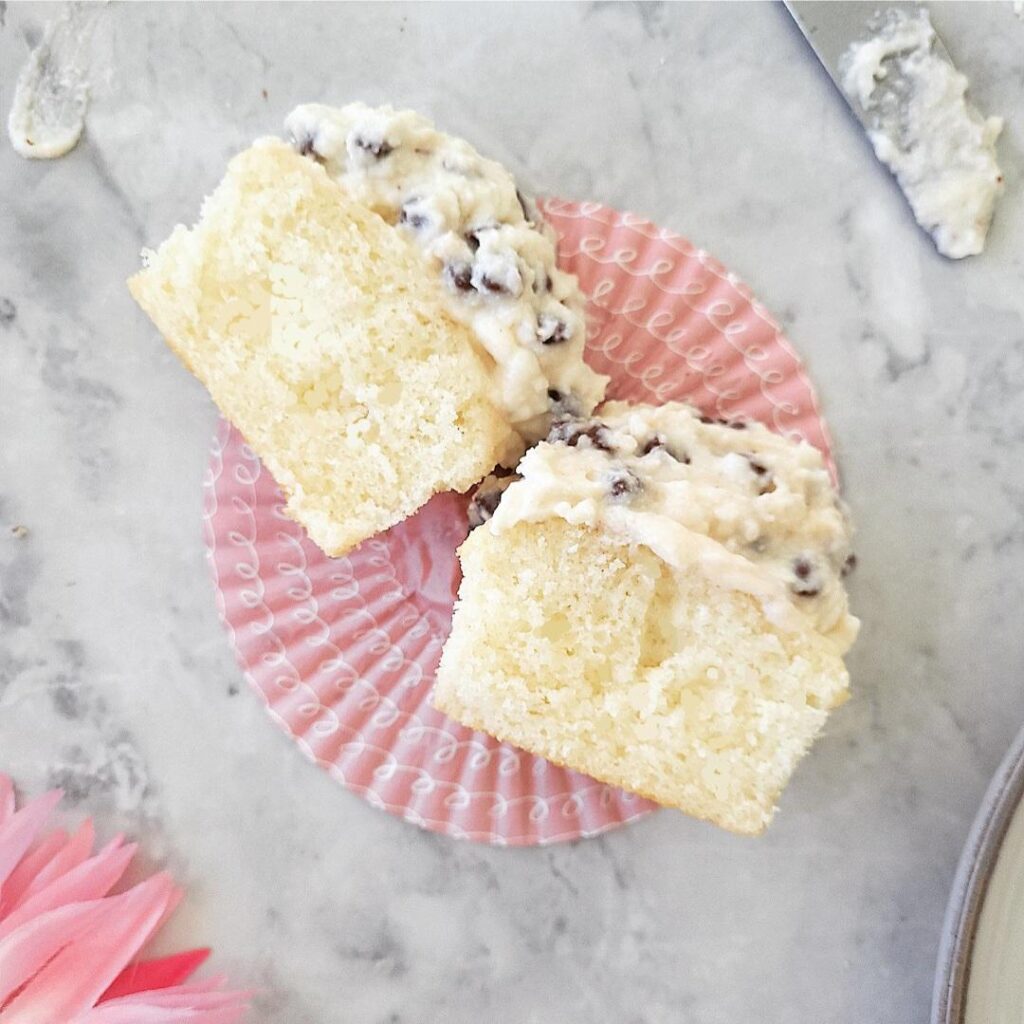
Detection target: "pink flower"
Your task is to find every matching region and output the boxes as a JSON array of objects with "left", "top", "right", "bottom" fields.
[{"left": 0, "top": 774, "right": 248, "bottom": 1023}]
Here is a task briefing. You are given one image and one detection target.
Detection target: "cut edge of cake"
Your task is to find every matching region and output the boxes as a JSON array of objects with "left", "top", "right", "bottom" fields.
[
  {"left": 433, "top": 518, "right": 851, "bottom": 836},
  {"left": 128, "top": 139, "right": 516, "bottom": 557}
]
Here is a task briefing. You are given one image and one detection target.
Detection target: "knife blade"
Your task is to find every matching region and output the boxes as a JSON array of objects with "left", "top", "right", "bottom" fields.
[
  {"left": 783, "top": 1, "right": 1004, "bottom": 260},
  {"left": 784, "top": 1, "right": 954, "bottom": 132}
]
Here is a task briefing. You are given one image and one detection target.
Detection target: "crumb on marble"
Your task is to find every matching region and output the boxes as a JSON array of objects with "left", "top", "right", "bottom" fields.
[{"left": 11, "top": 524, "right": 29, "bottom": 539}]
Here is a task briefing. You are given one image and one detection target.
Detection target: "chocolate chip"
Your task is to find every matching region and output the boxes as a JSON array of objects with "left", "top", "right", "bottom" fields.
[
  {"left": 352, "top": 134, "right": 393, "bottom": 158},
  {"left": 547, "top": 418, "right": 573, "bottom": 442},
  {"left": 548, "top": 420, "right": 614, "bottom": 453},
  {"left": 399, "top": 202, "right": 430, "bottom": 230},
  {"left": 698, "top": 413, "right": 745, "bottom": 429},
  {"left": 293, "top": 133, "right": 325, "bottom": 163},
  {"left": 607, "top": 468, "right": 642, "bottom": 500},
  {"left": 640, "top": 436, "right": 690, "bottom": 463},
  {"left": 546, "top": 420, "right": 569, "bottom": 443},
  {"left": 537, "top": 314, "right": 571, "bottom": 345},
  {"left": 516, "top": 189, "right": 534, "bottom": 224},
  {"left": 574, "top": 425, "right": 612, "bottom": 451},
  {"left": 791, "top": 557, "right": 821, "bottom": 597},
  {"left": 479, "top": 274, "right": 510, "bottom": 295},
  {"left": 444, "top": 262, "right": 474, "bottom": 292},
  {"left": 744, "top": 455, "right": 776, "bottom": 494},
  {"left": 464, "top": 224, "right": 497, "bottom": 252},
  {"left": 469, "top": 255, "right": 523, "bottom": 299},
  {"left": 841, "top": 553, "right": 857, "bottom": 577},
  {"left": 547, "top": 390, "right": 582, "bottom": 419}
]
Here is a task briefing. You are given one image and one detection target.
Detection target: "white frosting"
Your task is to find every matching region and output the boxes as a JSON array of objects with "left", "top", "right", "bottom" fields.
[
  {"left": 7, "top": 3, "right": 100, "bottom": 160},
  {"left": 284, "top": 102, "right": 607, "bottom": 443},
  {"left": 487, "top": 402, "right": 858, "bottom": 651},
  {"left": 841, "top": 9, "right": 1004, "bottom": 259}
]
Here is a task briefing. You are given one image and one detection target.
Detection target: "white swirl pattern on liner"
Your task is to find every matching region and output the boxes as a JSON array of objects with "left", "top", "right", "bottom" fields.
[
  {"left": 544, "top": 199, "right": 834, "bottom": 459},
  {"left": 203, "top": 200, "right": 839, "bottom": 844},
  {"left": 208, "top": 428, "right": 640, "bottom": 842}
]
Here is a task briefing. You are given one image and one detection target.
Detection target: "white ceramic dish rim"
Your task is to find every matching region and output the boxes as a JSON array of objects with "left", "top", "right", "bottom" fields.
[{"left": 932, "top": 722, "right": 1024, "bottom": 1023}]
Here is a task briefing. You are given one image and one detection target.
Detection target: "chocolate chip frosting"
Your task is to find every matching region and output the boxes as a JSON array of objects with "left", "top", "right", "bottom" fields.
[
  {"left": 285, "top": 102, "right": 607, "bottom": 445},
  {"left": 486, "top": 401, "right": 859, "bottom": 651}
]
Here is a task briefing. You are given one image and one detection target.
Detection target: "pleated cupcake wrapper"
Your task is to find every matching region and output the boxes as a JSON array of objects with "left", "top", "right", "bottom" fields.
[
  {"left": 203, "top": 199, "right": 834, "bottom": 845},
  {"left": 542, "top": 198, "right": 836, "bottom": 471}
]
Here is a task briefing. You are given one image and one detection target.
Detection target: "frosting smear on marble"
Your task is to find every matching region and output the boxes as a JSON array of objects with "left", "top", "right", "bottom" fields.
[
  {"left": 485, "top": 401, "right": 859, "bottom": 650},
  {"left": 284, "top": 102, "right": 607, "bottom": 443},
  {"left": 841, "top": 9, "right": 1004, "bottom": 259},
  {"left": 7, "top": 3, "right": 101, "bottom": 160}
]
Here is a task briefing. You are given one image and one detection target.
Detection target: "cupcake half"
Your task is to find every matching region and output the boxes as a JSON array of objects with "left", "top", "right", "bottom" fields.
[
  {"left": 129, "top": 103, "right": 606, "bottom": 557},
  {"left": 434, "top": 401, "right": 858, "bottom": 835}
]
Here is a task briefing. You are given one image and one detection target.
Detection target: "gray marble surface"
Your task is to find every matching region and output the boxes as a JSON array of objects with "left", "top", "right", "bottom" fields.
[{"left": 2, "top": 2, "right": 1023, "bottom": 1021}]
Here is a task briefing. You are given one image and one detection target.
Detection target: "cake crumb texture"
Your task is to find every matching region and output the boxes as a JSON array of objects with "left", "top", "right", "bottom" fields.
[
  {"left": 434, "top": 519, "right": 850, "bottom": 835},
  {"left": 129, "top": 138, "right": 511, "bottom": 556}
]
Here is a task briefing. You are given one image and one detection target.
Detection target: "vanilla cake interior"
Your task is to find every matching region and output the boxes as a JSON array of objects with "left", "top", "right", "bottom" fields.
[{"left": 129, "top": 139, "right": 514, "bottom": 556}]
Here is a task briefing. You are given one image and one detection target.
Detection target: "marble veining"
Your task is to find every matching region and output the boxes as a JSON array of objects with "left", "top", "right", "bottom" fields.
[{"left": 2, "top": 2, "right": 1023, "bottom": 1021}]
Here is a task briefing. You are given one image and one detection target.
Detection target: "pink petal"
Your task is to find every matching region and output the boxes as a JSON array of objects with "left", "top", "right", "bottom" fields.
[
  {"left": 76, "top": 982, "right": 248, "bottom": 1024},
  {"left": 100, "top": 978, "right": 229, "bottom": 1002},
  {"left": 0, "top": 791, "right": 62, "bottom": 890},
  {"left": 0, "top": 829, "right": 69, "bottom": 918},
  {"left": 92, "top": 1012, "right": 244, "bottom": 1024},
  {"left": 97, "top": 980, "right": 239, "bottom": 1004},
  {"left": 100, "top": 948, "right": 211, "bottom": 1001},
  {"left": 0, "top": 840, "right": 134, "bottom": 943},
  {"left": 0, "top": 898, "right": 110, "bottom": 1006},
  {"left": 9, "top": 819, "right": 95, "bottom": 913},
  {"left": 77, "top": 1002, "right": 247, "bottom": 1024},
  {"left": 1, "top": 873, "right": 179, "bottom": 1022},
  {"left": 0, "top": 775, "right": 17, "bottom": 826}
]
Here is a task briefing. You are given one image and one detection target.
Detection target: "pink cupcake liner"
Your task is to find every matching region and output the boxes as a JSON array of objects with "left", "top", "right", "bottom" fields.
[{"left": 202, "top": 199, "right": 837, "bottom": 845}]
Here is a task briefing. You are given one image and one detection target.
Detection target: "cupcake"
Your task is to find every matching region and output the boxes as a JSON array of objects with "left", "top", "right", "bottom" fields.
[{"left": 434, "top": 401, "right": 858, "bottom": 835}]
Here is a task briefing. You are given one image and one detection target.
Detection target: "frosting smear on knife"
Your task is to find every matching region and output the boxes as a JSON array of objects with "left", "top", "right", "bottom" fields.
[{"left": 841, "top": 9, "right": 1004, "bottom": 259}]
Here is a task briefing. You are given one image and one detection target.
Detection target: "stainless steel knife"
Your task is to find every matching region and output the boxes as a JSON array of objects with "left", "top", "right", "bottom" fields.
[
  {"left": 783, "top": 1, "right": 955, "bottom": 132},
  {"left": 784, "top": 1, "right": 1004, "bottom": 260}
]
